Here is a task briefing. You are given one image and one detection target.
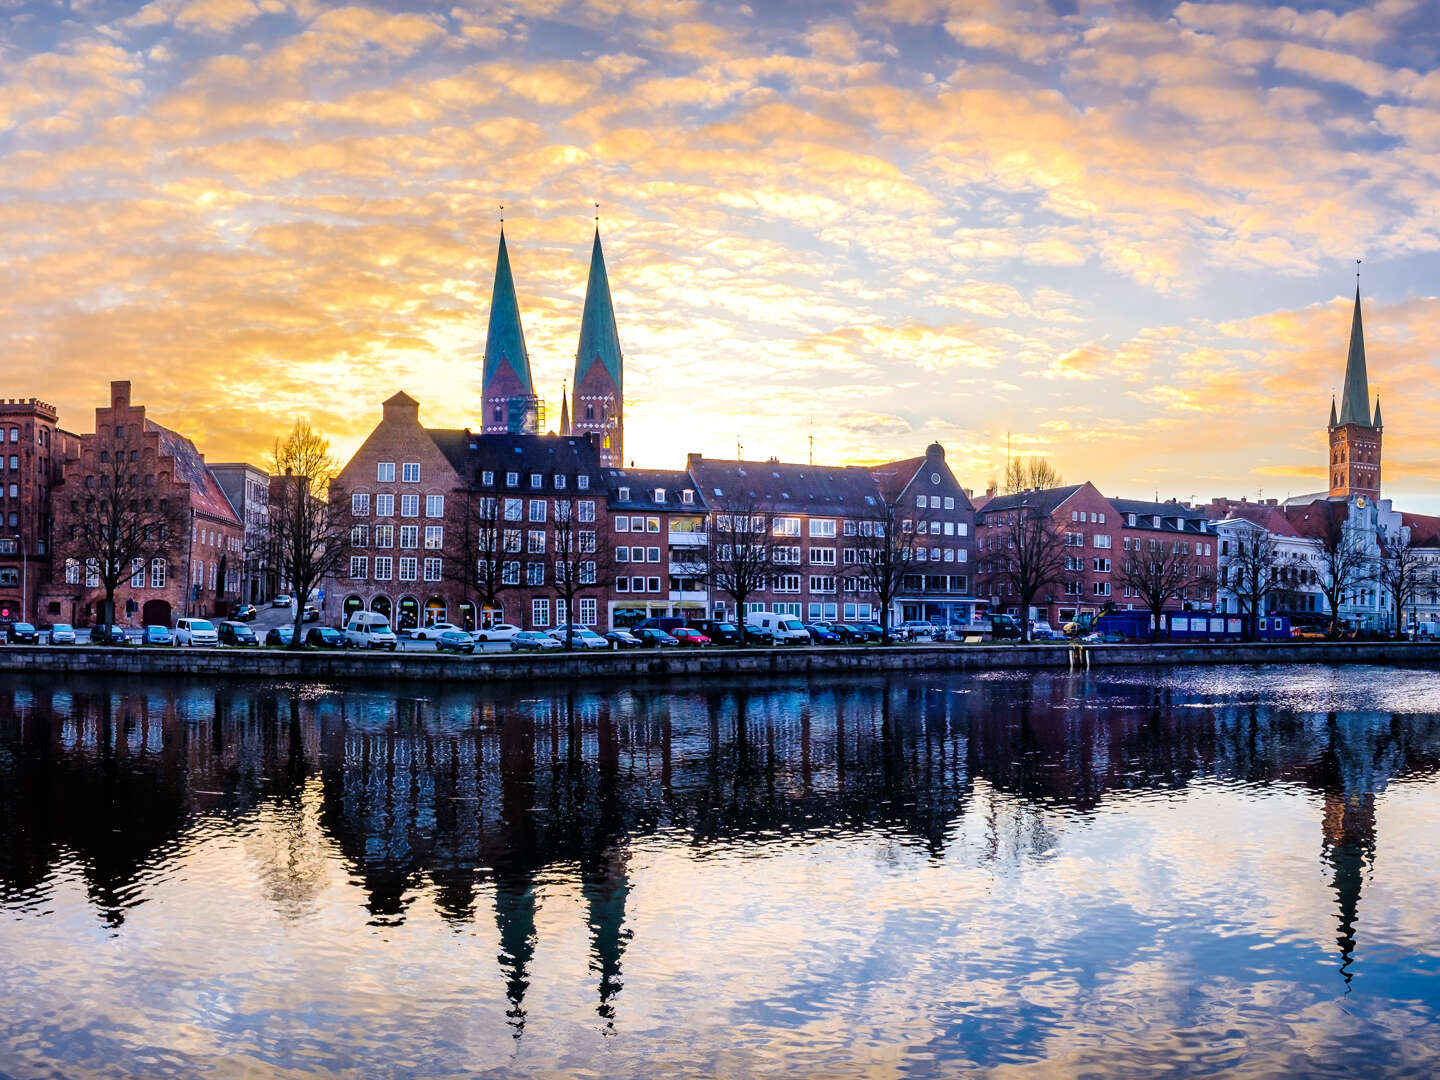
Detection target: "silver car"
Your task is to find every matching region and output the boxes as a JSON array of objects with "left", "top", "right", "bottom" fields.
[{"left": 49, "top": 623, "right": 76, "bottom": 645}]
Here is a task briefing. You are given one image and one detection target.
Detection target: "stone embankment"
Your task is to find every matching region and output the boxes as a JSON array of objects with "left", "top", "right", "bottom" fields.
[{"left": 0, "top": 640, "right": 1436, "bottom": 684}]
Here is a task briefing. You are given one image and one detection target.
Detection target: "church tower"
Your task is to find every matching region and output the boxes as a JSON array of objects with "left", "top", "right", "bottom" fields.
[
  {"left": 481, "top": 229, "right": 539, "bottom": 435},
  {"left": 1327, "top": 286, "right": 1382, "bottom": 498},
  {"left": 572, "top": 226, "right": 623, "bottom": 467}
]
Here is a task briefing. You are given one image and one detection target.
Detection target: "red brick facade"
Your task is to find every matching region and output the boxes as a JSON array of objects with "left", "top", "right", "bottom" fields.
[{"left": 0, "top": 399, "right": 62, "bottom": 623}]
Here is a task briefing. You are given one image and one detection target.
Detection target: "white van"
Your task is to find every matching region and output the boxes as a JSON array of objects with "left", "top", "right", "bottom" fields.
[
  {"left": 174, "top": 618, "right": 219, "bottom": 646},
  {"left": 345, "top": 611, "right": 398, "bottom": 650},
  {"left": 746, "top": 611, "right": 811, "bottom": 645}
]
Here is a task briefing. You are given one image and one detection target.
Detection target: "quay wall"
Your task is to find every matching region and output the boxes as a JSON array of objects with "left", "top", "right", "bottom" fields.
[{"left": 0, "top": 641, "right": 1437, "bottom": 685}]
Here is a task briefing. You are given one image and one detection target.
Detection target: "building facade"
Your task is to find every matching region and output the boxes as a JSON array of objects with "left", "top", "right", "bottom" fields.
[
  {"left": 0, "top": 398, "right": 63, "bottom": 624},
  {"left": 605, "top": 468, "right": 707, "bottom": 627},
  {"left": 210, "top": 462, "right": 273, "bottom": 605}
]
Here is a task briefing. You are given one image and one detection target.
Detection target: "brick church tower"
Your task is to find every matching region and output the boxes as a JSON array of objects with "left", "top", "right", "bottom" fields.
[
  {"left": 1327, "top": 287, "right": 1382, "bottom": 499},
  {"left": 481, "top": 229, "right": 539, "bottom": 435},
  {"left": 571, "top": 227, "right": 624, "bottom": 468}
]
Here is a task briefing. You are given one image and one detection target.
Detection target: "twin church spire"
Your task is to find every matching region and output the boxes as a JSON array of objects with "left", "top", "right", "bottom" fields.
[{"left": 478, "top": 219, "right": 624, "bottom": 467}]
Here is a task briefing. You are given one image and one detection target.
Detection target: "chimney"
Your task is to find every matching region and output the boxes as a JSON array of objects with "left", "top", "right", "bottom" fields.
[{"left": 111, "top": 380, "right": 131, "bottom": 409}]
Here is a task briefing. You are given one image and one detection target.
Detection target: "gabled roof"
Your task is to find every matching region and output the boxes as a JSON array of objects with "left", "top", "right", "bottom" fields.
[
  {"left": 1402, "top": 512, "right": 1440, "bottom": 546},
  {"left": 975, "top": 483, "right": 1084, "bottom": 518},
  {"left": 1337, "top": 287, "right": 1372, "bottom": 427},
  {"left": 1216, "top": 505, "right": 1302, "bottom": 538},
  {"left": 482, "top": 230, "right": 534, "bottom": 396},
  {"left": 687, "top": 456, "right": 882, "bottom": 517},
  {"left": 1110, "top": 497, "right": 1208, "bottom": 534},
  {"left": 605, "top": 468, "right": 706, "bottom": 511},
  {"left": 144, "top": 419, "right": 241, "bottom": 526},
  {"left": 1283, "top": 498, "right": 1349, "bottom": 540},
  {"left": 871, "top": 443, "right": 975, "bottom": 512},
  {"left": 574, "top": 228, "right": 623, "bottom": 393}
]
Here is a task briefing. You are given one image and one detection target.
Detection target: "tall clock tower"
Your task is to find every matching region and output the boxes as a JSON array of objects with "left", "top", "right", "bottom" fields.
[{"left": 1327, "top": 287, "right": 1381, "bottom": 499}]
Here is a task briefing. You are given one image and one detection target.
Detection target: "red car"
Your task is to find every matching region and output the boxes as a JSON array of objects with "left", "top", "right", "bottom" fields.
[{"left": 669, "top": 627, "right": 712, "bottom": 647}]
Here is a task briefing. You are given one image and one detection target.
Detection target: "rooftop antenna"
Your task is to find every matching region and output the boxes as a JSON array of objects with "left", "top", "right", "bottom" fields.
[
  {"left": 809, "top": 433, "right": 814, "bottom": 465},
  {"left": 737, "top": 437, "right": 743, "bottom": 461}
]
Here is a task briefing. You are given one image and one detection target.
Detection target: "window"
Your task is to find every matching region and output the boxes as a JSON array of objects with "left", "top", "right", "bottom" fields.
[
  {"left": 530, "top": 473, "right": 543, "bottom": 488},
  {"left": 809, "top": 575, "right": 836, "bottom": 593},
  {"left": 502, "top": 560, "right": 520, "bottom": 585},
  {"left": 1093, "top": 534, "right": 1112, "bottom": 549},
  {"left": 618, "top": 486, "right": 630, "bottom": 502},
  {"left": 527, "top": 563, "right": 545, "bottom": 585},
  {"left": 503, "top": 498, "right": 523, "bottom": 521},
  {"left": 401, "top": 494, "right": 419, "bottom": 518},
  {"left": 402, "top": 462, "right": 420, "bottom": 483},
  {"left": 374, "top": 524, "right": 394, "bottom": 548},
  {"left": 579, "top": 531, "right": 596, "bottom": 553},
  {"left": 425, "top": 495, "right": 445, "bottom": 518},
  {"left": 481, "top": 470, "right": 495, "bottom": 486},
  {"left": 528, "top": 501, "right": 547, "bottom": 523},
  {"left": 616, "top": 546, "right": 630, "bottom": 562},
  {"left": 645, "top": 517, "right": 659, "bottom": 533},
  {"left": 399, "top": 557, "right": 418, "bottom": 581},
  {"left": 647, "top": 577, "right": 661, "bottom": 592},
  {"left": 647, "top": 546, "right": 660, "bottom": 562},
  {"left": 351, "top": 524, "right": 369, "bottom": 547},
  {"left": 1065, "top": 532, "right": 1084, "bottom": 547},
  {"left": 350, "top": 556, "right": 368, "bottom": 580},
  {"left": 1092, "top": 581, "right": 1111, "bottom": 596},
  {"left": 377, "top": 462, "right": 395, "bottom": 482},
  {"left": 423, "top": 558, "right": 442, "bottom": 582},
  {"left": 131, "top": 558, "right": 145, "bottom": 588},
  {"left": 506, "top": 472, "right": 519, "bottom": 488},
  {"left": 775, "top": 574, "right": 801, "bottom": 593},
  {"left": 352, "top": 493, "right": 370, "bottom": 516},
  {"left": 579, "top": 598, "right": 597, "bottom": 626},
  {"left": 775, "top": 517, "right": 801, "bottom": 537},
  {"left": 375, "top": 493, "right": 394, "bottom": 517},
  {"left": 504, "top": 529, "right": 521, "bottom": 552},
  {"left": 810, "top": 519, "right": 836, "bottom": 538},
  {"left": 85, "top": 559, "right": 99, "bottom": 588},
  {"left": 374, "top": 556, "right": 393, "bottom": 580},
  {"left": 527, "top": 530, "right": 546, "bottom": 554},
  {"left": 65, "top": 558, "right": 80, "bottom": 584},
  {"left": 400, "top": 525, "right": 419, "bottom": 548},
  {"left": 579, "top": 561, "right": 596, "bottom": 584},
  {"left": 578, "top": 474, "right": 589, "bottom": 490},
  {"left": 810, "top": 547, "right": 836, "bottom": 565},
  {"left": 425, "top": 526, "right": 444, "bottom": 549},
  {"left": 653, "top": 488, "right": 666, "bottom": 503},
  {"left": 578, "top": 500, "right": 595, "bottom": 523},
  {"left": 532, "top": 598, "right": 551, "bottom": 627},
  {"left": 774, "top": 545, "right": 801, "bottom": 564},
  {"left": 1093, "top": 558, "right": 1111, "bottom": 573},
  {"left": 555, "top": 474, "right": 567, "bottom": 490},
  {"left": 150, "top": 558, "right": 166, "bottom": 588},
  {"left": 615, "top": 576, "right": 629, "bottom": 592}
]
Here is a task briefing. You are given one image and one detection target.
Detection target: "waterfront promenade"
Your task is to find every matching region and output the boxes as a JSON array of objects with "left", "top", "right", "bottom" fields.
[{"left": 2, "top": 639, "right": 1439, "bottom": 684}]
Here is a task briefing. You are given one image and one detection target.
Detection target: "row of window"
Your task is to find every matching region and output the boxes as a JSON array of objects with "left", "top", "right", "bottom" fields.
[
  {"left": 483, "top": 498, "right": 598, "bottom": 523},
  {"left": 349, "top": 556, "right": 444, "bottom": 582},
  {"left": 724, "top": 602, "right": 876, "bottom": 622},
  {"left": 613, "top": 486, "right": 693, "bottom": 505},
  {"left": 352, "top": 493, "right": 445, "bottom": 518},
  {"left": 374, "top": 462, "right": 423, "bottom": 484},
  {"left": 65, "top": 557, "right": 169, "bottom": 589},
  {"left": 351, "top": 524, "right": 444, "bottom": 549},
  {"left": 476, "top": 469, "right": 592, "bottom": 492},
  {"left": 915, "top": 495, "right": 958, "bottom": 510}
]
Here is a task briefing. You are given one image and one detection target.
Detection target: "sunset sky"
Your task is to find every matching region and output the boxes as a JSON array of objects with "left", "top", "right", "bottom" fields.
[{"left": 3, "top": 0, "right": 1440, "bottom": 508}]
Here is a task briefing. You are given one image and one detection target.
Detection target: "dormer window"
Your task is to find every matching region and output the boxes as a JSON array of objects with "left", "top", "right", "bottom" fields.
[
  {"left": 506, "top": 472, "right": 518, "bottom": 487},
  {"left": 654, "top": 488, "right": 666, "bottom": 504},
  {"left": 482, "top": 470, "right": 494, "bottom": 486},
  {"left": 578, "top": 475, "right": 589, "bottom": 490},
  {"left": 555, "top": 474, "right": 567, "bottom": 490},
  {"left": 530, "top": 473, "right": 542, "bottom": 488},
  {"left": 1127, "top": 514, "right": 1136, "bottom": 526},
  {"left": 681, "top": 489, "right": 694, "bottom": 505},
  {"left": 617, "top": 485, "right": 630, "bottom": 502}
]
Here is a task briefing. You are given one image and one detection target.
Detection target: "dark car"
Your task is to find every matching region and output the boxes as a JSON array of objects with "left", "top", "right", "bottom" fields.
[
  {"left": 3, "top": 621, "right": 40, "bottom": 644},
  {"left": 435, "top": 629, "right": 475, "bottom": 654},
  {"left": 217, "top": 621, "right": 259, "bottom": 646},
  {"left": 304, "top": 627, "right": 348, "bottom": 649},
  {"left": 987, "top": 614, "right": 1023, "bottom": 641},
  {"left": 832, "top": 624, "right": 868, "bottom": 643},
  {"left": 265, "top": 626, "right": 295, "bottom": 647},
  {"left": 689, "top": 619, "right": 741, "bottom": 645},
  {"left": 605, "top": 630, "right": 643, "bottom": 649},
  {"left": 635, "top": 627, "right": 679, "bottom": 647},
  {"left": 231, "top": 604, "right": 259, "bottom": 622},
  {"left": 99, "top": 625, "right": 131, "bottom": 645},
  {"left": 803, "top": 623, "right": 841, "bottom": 643},
  {"left": 742, "top": 624, "right": 776, "bottom": 646}
]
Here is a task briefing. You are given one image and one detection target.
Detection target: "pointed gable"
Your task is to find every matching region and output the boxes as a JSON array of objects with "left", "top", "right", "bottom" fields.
[
  {"left": 1338, "top": 288, "right": 1371, "bottom": 426},
  {"left": 574, "top": 228, "right": 623, "bottom": 394},
  {"left": 482, "top": 230, "right": 534, "bottom": 396}
]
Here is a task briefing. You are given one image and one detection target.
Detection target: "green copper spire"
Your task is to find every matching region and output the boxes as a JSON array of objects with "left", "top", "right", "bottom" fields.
[
  {"left": 574, "top": 228, "right": 623, "bottom": 394},
  {"left": 483, "top": 229, "right": 534, "bottom": 395},
  {"left": 1329, "top": 396, "right": 1338, "bottom": 428},
  {"left": 1337, "top": 287, "right": 1371, "bottom": 426}
]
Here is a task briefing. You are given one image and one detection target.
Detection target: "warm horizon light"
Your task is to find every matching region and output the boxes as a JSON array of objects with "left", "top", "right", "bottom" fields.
[{"left": 3, "top": 0, "right": 1439, "bottom": 508}]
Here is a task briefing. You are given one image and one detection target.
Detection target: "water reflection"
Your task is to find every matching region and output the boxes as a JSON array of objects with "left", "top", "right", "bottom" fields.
[{"left": 2, "top": 666, "right": 1440, "bottom": 1076}]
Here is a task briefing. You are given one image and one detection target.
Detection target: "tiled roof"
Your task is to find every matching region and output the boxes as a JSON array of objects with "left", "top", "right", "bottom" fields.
[
  {"left": 1283, "top": 499, "right": 1349, "bottom": 540},
  {"left": 1402, "top": 512, "right": 1440, "bottom": 546},
  {"left": 428, "top": 430, "right": 604, "bottom": 488},
  {"left": 605, "top": 468, "right": 705, "bottom": 511},
  {"left": 1110, "top": 497, "right": 1209, "bottom": 534},
  {"left": 975, "top": 484, "right": 1083, "bottom": 518},
  {"left": 1217, "top": 504, "right": 1303, "bottom": 538},
  {"left": 687, "top": 456, "right": 882, "bottom": 517},
  {"left": 144, "top": 420, "right": 241, "bottom": 526}
]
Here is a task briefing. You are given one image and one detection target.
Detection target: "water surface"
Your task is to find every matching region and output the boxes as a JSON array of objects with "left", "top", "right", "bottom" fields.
[{"left": 3, "top": 665, "right": 1439, "bottom": 1078}]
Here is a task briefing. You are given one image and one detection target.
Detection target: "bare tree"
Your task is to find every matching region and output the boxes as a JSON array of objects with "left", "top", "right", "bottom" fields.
[
  {"left": 1004, "top": 456, "right": 1063, "bottom": 495},
  {"left": 704, "top": 497, "right": 779, "bottom": 644},
  {"left": 1118, "top": 536, "right": 1205, "bottom": 640},
  {"left": 1224, "top": 530, "right": 1287, "bottom": 640},
  {"left": 549, "top": 497, "right": 613, "bottom": 649},
  {"left": 1377, "top": 524, "right": 1421, "bottom": 640},
  {"left": 273, "top": 421, "right": 350, "bottom": 649},
  {"left": 447, "top": 487, "right": 521, "bottom": 630},
  {"left": 848, "top": 494, "right": 932, "bottom": 638},
  {"left": 58, "top": 446, "right": 186, "bottom": 633},
  {"left": 977, "top": 501, "right": 1071, "bottom": 644},
  {"left": 1312, "top": 505, "right": 1374, "bottom": 634}
]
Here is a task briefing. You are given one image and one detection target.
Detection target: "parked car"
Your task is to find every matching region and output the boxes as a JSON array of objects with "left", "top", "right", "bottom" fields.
[
  {"left": 99, "top": 625, "right": 131, "bottom": 645},
  {"left": 4, "top": 621, "right": 40, "bottom": 644},
  {"left": 746, "top": 611, "right": 811, "bottom": 645},
  {"left": 231, "top": 604, "right": 258, "bottom": 622},
  {"left": 301, "top": 606, "right": 319, "bottom": 623},
  {"left": 547, "top": 626, "right": 609, "bottom": 650},
  {"left": 409, "top": 621, "right": 466, "bottom": 641},
  {"left": 265, "top": 626, "right": 295, "bottom": 647},
  {"left": 305, "top": 626, "right": 349, "bottom": 649},
  {"left": 605, "top": 629, "right": 643, "bottom": 649},
  {"left": 742, "top": 623, "right": 776, "bottom": 646},
  {"left": 48, "top": 623, "right": 77, "bottom": 645},
  {"left": 831, "top": 623, "right": 868, "bottom": 643},
  {"left": 344, "top": 611, "right": 398, "bottom": 650},
  {"left": 143, "top": 625, "right": 175, "bottom": 646},
  {"left": 1029, "top": 620, "right": 1062, "bottom": 641},
  {"left": 217, "top": 621, "right": 259, "bottom": 646},
  {"left": 511, "top": 630, "right": 562, "bottom": 651},
  {"left": 689, "top": 619, "right": 741, "bottom": 645},
  {"left": 635, "top": 627, "right": 679, "bottom": 647},
  {"left": 987, "top": 614, "right": 1022, "bottom": 640},
  {"left": 174, "top": 618, "right": 219, "bottom": 646},
  {"left": 803, "top": 623, "right": 841, "bottom": 643},
  {"left": 272, "top": 594, "right": 292, "bottom": 608},
  {"left": 898, "top": 620, "right": 938, "bottom": 639},
  {"left": 669, "top": 627, "right": 712, "bottom": 647},
  {"left": 472, "top": 623, "right": 523, "bottom": 643},
  {"left": 435, "top": 629, "right": 475, "bottom": 654}
]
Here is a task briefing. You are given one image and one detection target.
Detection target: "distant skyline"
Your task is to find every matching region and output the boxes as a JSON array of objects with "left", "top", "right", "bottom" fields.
[{"left": 3, "top": 1, "right": 1440, "bottom": 507}]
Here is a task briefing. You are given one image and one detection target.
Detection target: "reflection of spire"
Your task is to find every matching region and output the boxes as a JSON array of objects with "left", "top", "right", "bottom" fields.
[
  {"left": 494, "top": 869, "right": 538, "bottom": 1036},
  {"left": 582, "top": 847, "right": 631, "bottom": 1026},
  {"left": 496, "top": 712, "right": 538, "bottom": 1037},
  {"left": 1322, "top": 789, "right": 1376, "bottom": 987}
]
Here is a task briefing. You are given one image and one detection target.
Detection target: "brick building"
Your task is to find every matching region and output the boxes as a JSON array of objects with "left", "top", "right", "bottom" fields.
[
  {"left": 41, "top": 381, "right": 243, "bottom": 628},
  {"left": 210, "top": 462, "right": 273, "bottom": 605},
  {"left": 0, "top": 398, "right": 64, "bottom": 624},
  {"left": 605, "top": 468, "right": 707, "bottom": 627}
]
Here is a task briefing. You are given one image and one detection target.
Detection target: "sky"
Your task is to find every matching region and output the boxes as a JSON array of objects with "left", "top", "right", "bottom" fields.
[{"left": 3, "top": 0, "right": 1440, "bottom": 509}]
